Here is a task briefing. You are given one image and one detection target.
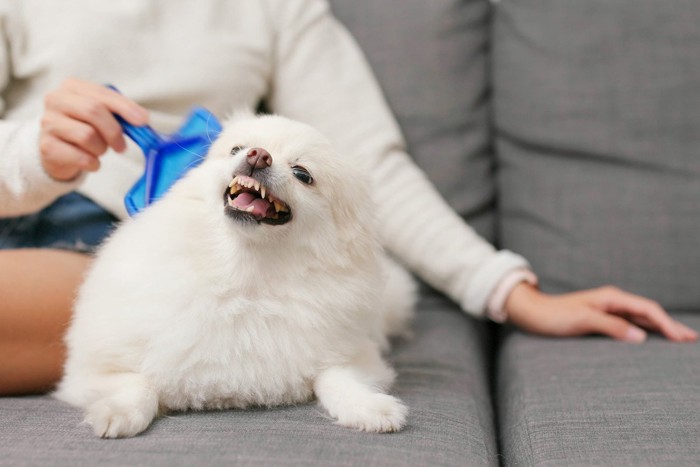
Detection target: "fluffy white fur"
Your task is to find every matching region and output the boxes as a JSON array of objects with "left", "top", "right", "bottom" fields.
[{"left": 55, "top": 114, "right": 415, "bottom": 438}]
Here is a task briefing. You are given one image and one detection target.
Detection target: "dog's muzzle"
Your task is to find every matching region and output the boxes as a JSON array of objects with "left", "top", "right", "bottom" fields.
[{"left": 224, "top": 174, "right": 292, "bottom": 225}]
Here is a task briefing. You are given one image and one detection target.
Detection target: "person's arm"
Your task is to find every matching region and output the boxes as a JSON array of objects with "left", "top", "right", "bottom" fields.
[
  {"left": 0, "top": 76, "right": 148, "bottom": 217},
  {"left": 265, "top": 0, "right": 697, "bottom": 342},
  {"left": 266, "top": 0, "right": 526, "bottom": 316},
  {"left": 0, "top": 2, "right": 147, "bottom": 216},
  {"left": 0, "top": 9, "right": 66, "bottom": 216}
]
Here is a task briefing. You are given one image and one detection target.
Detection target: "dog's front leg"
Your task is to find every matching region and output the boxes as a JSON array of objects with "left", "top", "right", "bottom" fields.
[
  {"left": 314, "top": 348, "right": 407, "bottom": 432},
  {"left": 81, "top": 372, "right": 159, "bottom": 438}
]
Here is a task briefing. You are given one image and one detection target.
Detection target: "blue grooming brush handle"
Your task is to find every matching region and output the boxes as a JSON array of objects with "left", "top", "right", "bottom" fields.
[
  {"left": 106, "top": 85, "right": 163, "bottom": 154},
  {"left": 114, "top": 113, "right": 163, "bottom": 154},
  {"left": 106, "top": 85, "right": 222, "bottom": 216}
]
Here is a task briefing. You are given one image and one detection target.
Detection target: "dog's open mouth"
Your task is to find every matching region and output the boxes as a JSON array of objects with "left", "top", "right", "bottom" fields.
[{"left": 224, "top": 175, "right": 292, "bottom": 225}]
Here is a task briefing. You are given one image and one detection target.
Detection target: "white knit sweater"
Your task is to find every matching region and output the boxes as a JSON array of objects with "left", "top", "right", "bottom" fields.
[{"left": 0, "top": 0, "right": 528, "bottom": 317}]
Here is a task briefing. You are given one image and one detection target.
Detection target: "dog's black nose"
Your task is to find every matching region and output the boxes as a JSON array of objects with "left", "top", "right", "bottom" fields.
[{"left": 246, "top": 148, "right": 272, "bottom": 169}]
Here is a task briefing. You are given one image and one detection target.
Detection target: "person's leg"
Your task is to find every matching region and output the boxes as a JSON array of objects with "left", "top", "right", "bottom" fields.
[{"left": 0, "top": 248, "right": 92, "bottom": 395}]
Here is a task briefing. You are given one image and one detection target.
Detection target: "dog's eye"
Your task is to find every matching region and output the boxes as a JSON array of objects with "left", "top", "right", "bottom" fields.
[
  {"left": 292, "top": 166, "right": 313, "bottom": 185},
  {"left": 230, "top": 146, "right": 243, "bottom": 156}
]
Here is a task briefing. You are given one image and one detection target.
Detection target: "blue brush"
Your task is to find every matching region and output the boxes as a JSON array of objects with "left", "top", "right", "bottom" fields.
[{"left": 107, "top": 86, "right": 222, "bottom": 216}]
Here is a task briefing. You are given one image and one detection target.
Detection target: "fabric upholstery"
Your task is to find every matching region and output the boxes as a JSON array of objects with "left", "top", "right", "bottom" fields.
[
  {"left": 329, "top": 0, "right": 496, "bottom": 241},
  {"left": 492, "top": 0, "right": 700, "bottom": 307},
  {"left": 0, "top": 293, "right": 498, "bottom": 466},
  {"left": 496, "top": 312, "right": 700, "bottom": 466}
]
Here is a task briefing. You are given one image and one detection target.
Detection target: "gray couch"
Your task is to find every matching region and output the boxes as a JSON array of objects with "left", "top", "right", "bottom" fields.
[{"left": 2, "top": 1, "right": 699, "bottom": 465}]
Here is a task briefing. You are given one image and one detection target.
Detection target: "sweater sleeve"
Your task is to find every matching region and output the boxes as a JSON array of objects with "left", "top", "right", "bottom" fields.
[
  {"left": 266, "top": 0, "right": 529, "bottom": 317},
  {"left": 0, "top": 9, "right": 81, "bottom": 217}
]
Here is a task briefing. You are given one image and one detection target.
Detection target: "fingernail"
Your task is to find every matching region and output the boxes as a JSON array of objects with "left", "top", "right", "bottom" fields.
[{"left": 626, "top": 327, "right": 647, "bottom": 343}]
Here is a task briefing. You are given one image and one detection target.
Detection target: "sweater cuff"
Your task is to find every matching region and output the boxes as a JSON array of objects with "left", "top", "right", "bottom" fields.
[{"left": 460, "top": 250, "right": 530, "bottom": 316}]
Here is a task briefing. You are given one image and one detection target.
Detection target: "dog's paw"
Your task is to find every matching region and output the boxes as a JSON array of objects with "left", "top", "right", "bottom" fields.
[
  {"left": 84, "top": 399, "right": 154, "bottom": 438},
  {"left": 335, "top": 393, "right": 407, "bottom": 433}
]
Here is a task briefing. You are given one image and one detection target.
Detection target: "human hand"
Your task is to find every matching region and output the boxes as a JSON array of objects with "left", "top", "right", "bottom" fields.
[
  {"left": 504, "top": 282, "right": 698, "bottom": 343},
  {"left": 39, "top": 78, "right": 149, "bottom": 181}
]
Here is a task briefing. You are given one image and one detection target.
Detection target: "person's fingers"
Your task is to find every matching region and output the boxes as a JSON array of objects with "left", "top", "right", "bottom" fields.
[
  {"left": 627, "top": 315, "right": 698, "bottom": 342},
  {"left": 505, "top": 284, "right": 697, "bottom": 343},
  {"left": 580, "top": 310, "right": 647, "bottom": 343},
  {"left": 63, "top": 78, "right": 149, "bottom": 125},
  {"left": 670, "top": 320, "right": 699, "bottom": 342},
  {"left": 625, "top": 313, "right": 699, "bottom": 342},
  {"left": 39, "top": 134, "right": 100, "bottom": 180},
  {"left": 44, "top": 91, "right": 127, "bottom": 153},
  {"left": 41, "top": 111, "right": 109, "bottom": 157},
  {"left": 588, "top": 286, "right": 687, "bottom": 342},
  {"left": 623, "top": 314, "right": 659, "bottom": 331}
]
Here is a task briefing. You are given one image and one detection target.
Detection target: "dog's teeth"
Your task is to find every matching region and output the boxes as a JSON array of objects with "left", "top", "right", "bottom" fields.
[
  {"left": 245, "top": 206, "right": 255, "bottom": 213},
  {"left": 260, "top": 186, "right": 266, "bottom": 199},
  {"left": 228, "top": 177, "right": 237, "bottom": 188},
  {"left": 274, "top": 201, "right": 289, "bottom": 213},
  {"left": 254, "top": 181, "right": 260, "bottom": 192},
  {"left": 229, "top": 185, "right": 238, "bottom": 195}
]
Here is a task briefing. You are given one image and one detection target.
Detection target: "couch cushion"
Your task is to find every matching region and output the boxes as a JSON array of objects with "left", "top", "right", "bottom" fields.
[
  {"left": 496, "top": 312, "right": 700, "bottom": 466},
  {"left": 492, "top": 0, "right": 700, "bottom": 307},
  {"left": 0, "top": 293, "right": 498, "bottom": 466},
  {"left": 329, "top": 0, "right": 496, "bottom": 240}
]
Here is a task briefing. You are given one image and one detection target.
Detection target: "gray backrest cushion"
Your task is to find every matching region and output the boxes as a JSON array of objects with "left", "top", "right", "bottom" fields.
[
  {"left": 493, "top": 0, "right": 700, "bottom": 308},
  {"left": 329, "top": 0, "right": 496, "bottom": 241}
]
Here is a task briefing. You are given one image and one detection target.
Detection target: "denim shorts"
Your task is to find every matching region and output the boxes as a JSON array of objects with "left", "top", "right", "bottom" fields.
[{"left": 0, "top": 192, "right": 119, "bottom": 254}]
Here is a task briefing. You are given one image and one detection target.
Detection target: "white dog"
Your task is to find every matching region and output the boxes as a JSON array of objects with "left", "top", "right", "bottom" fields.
[{"left": 55, "top": 113, "right": 415, "bottom": 438}]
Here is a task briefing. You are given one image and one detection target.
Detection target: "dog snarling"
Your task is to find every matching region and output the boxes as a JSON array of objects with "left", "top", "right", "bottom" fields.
[{"left": 224, "top": 174, "right": 292, "bottom": 225}]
